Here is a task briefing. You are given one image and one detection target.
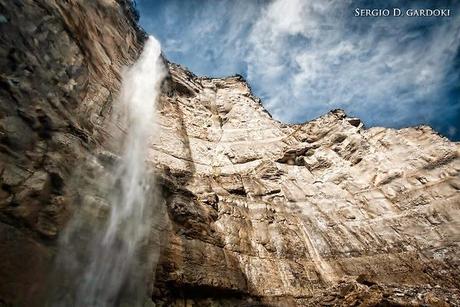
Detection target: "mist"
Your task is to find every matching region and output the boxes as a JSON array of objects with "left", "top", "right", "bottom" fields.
[{"left": 47, "top": 36, "right": 166, "bottom": 306}]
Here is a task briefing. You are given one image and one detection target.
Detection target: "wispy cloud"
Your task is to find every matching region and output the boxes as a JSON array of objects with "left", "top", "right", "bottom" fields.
[
  {"left": 137, "top": 0, "right": 460, "bottom": 139},
  {"left": 246, "top": 0, "right": 460, "bottom": 125}
]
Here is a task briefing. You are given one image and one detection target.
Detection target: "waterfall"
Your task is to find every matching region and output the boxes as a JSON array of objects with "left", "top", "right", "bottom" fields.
[{"left": 48, "top": 36, "right": 166, "bottom": 306}]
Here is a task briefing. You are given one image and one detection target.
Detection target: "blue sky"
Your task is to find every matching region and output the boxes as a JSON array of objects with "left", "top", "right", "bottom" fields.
[{"left": 135, "top": 0, "right": 460, "bottom": 140}]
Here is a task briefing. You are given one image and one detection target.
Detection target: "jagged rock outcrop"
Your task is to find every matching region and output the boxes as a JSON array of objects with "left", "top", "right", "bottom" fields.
[
  {"left": 0, "top": 0, "right": 144, "bottom": 305},
  {"left": 152, "top": 67, "right": 460, "bottom": 306},
  {"left": 0, "top": 0, "right": 459, "bottom": 306}
]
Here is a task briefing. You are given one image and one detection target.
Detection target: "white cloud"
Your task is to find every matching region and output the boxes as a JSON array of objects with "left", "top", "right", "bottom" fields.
[
  {"left": 244, "top": 0, "right": 460, "bottom": 126},
  {"left": 139, "top": 0, "right": 460, "bottom": 135}
]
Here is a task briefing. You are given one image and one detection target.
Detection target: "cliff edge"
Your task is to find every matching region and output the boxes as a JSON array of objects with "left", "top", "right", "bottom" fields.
[{"left": 0, "top": 1, "right": 459, "bottom": 306}]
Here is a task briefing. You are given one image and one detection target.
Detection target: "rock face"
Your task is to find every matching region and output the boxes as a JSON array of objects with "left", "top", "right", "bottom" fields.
[
  {"left": 0, "top": 0, "right": 144, "bottom": 305},
  {"left": 0, "top": 1, "right": 459, "bottom": 306},
  {"left": 153, "top": 67, "right": 460, "bottom": 306}
]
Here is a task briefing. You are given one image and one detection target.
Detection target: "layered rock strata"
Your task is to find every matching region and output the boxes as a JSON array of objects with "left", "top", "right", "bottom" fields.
[
  {"left": 152, "top": 66, "right": 460, "bottom": 306},
  {"left": 0, "top": 0, "right": 459, "bottom": 306},
  {"left": 0, "top": 0, "right": 144, "bottom": 304}
]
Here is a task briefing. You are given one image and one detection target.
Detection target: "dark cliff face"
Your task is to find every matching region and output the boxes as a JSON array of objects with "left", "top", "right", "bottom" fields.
[
  {"left": 0, "top": 1, "right": 460, "bottom": 307},
  {"left": 0, "top": 0, "right": 143, "bottom": 305}
]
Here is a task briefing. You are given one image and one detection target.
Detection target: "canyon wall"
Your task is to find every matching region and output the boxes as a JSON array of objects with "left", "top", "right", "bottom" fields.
[
  {"left": 0, "top": 0, "right": 144, "bottom": 305},
  {"left": 0, "top": 0, "right": 459, "bottom": 306}
]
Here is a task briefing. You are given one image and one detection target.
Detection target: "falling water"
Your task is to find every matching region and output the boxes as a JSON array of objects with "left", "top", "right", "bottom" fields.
[{"left": 48, "top": 36, "right": 166, "bottom": 306}]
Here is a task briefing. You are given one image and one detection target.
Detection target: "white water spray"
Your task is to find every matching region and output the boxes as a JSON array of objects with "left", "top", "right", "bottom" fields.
[{"left": 49, "top": 36, "right": 166, "bottom": 306}]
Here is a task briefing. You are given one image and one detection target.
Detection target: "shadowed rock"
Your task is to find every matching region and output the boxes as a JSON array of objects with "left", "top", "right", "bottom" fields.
[{"left": 0, "top": 0, "right": 459, "bottom": 306}]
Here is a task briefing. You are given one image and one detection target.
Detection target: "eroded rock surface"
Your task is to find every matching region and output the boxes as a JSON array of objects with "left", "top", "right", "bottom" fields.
[
  {"left": 0, "top": 0, "right": 144, "bottom": 305},
  {"left": 152, "top": 66, "right": 460, "bottom": 306},
  {"left": 0, "top": 1, "right": 459, "bottom": 306}
]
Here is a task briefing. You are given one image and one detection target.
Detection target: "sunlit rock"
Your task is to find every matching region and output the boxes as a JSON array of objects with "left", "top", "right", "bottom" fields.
[{"left": 0, "top": 0, "right": 458, "bottom": 306}]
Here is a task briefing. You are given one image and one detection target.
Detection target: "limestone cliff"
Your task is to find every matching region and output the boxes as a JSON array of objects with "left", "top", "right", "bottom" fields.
[{"left": 0, "top": 1, "right": 459, "bottom": 306}]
